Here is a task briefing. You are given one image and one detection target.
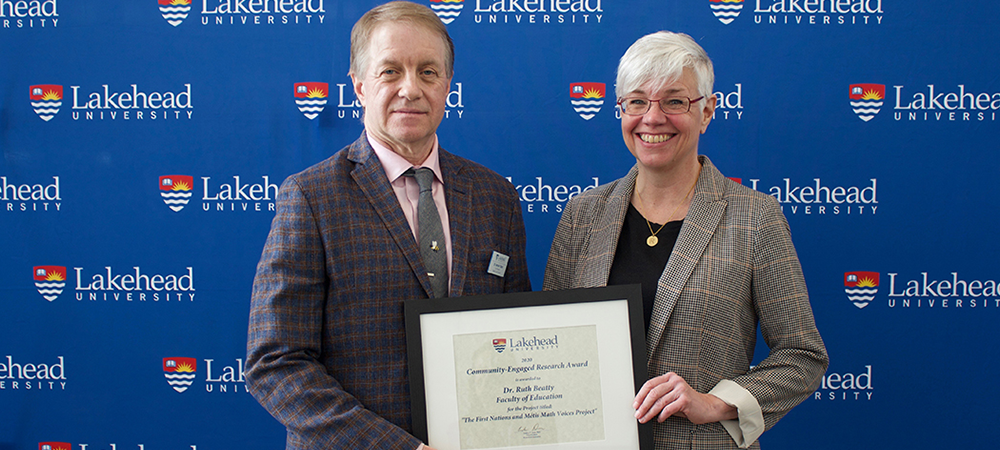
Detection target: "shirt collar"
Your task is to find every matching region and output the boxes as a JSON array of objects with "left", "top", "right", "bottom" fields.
[{"left": 368, "top": 134, "right": 444, "bottom": 184}]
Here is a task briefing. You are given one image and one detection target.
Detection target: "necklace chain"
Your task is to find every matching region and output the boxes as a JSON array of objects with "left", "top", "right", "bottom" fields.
[{"left": 635, "top": 171, "right": 699, "bottom": 247}]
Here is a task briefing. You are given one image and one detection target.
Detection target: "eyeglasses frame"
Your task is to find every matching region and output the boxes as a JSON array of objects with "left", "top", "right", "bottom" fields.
[{"left": 616, "top": 95, "right": 707, "bottom": 116}]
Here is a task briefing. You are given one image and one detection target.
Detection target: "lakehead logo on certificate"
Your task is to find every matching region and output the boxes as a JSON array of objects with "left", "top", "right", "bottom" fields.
[{"left": 454, "top": 325, "right": 604, "bottom": 448}]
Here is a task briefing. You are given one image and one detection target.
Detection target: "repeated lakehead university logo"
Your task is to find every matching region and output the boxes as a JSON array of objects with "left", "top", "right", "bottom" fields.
[
  {"left": 844, "top": 271, "right": 879, "bottom": 309},
  {"left": 841, "top": 270, "right": 1000, "bottom": 311},
  {"left": 33, "top": 265, "right": 67, "bottom": 302},
  {"left": 570, "top": 82, "right": 605, "bottom": 120},
  {"left": 29, "top": 82, "right": 194, "bottom": 122},
  {"left": 27, "top": 264, "right": 196, "bottom": 303},
  {"left": 155, "top": 0, "right": 325, "bottom": 26},
  {"left": 160, "top": 0, "right": 325, "bottom": 27},
  {"left": 464, "top": 0, "right": 602, "bottom": 25},
  {"left": 737, "top": 177, "right": 877, "bottom": 216},
  {"left": 430, "top": 0, "right": 464, "bottom": 24},
  {"left": 39, "top": 443, "right": 72, "bottom": 450},
  {"left": 160, "top": 175, "right": 194, "bottom": 212},
  {"left": 847, "top": 82, "right": 1000, "bottom": 122},
  {"left": 2, "top": 175, "right": 62, "bottom": 212},
  {"left": 493, "top": 338, "right": 507, "bottom": 353},
  {"left": 849, "top": 83, "right": 885, "bottom": 122},
  {"left": 157, "top": 174, "right": 277, "bottom": 212},
  {"left": 718, "top": 0, "right": 882, "bottom": 26},
  {"left": 30, "top": 85, "right": 63, "bottom": 121},
  {"left": 294, "top": 82, "right": 328, "bottom": 120},
  {"left": 709, "top": 0, "right": 744, "bottom": 24},
  {"left": 42, "top": 442, "right": 197, "bottom": 450},
  {"left": 158, "top": 0, "right": 192, "bottom": 26},
  {"left": 163, "top": 357, "right": 197, "bottom": 393},
  {"left": 162, "top": 355, "right": 248, "bottom": 394},
  {"left": 1, "top": 0, "right": 59, "bottom": 29}
]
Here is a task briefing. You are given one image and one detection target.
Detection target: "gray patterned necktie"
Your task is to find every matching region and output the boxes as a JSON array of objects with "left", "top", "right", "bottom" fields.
[{"left": 404, "top": 167, "right": 448, "bottom": 298}]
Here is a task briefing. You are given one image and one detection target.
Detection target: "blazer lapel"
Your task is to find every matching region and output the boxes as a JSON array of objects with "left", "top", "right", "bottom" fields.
[
  {"left": 440, "top": 149, "right": 471, "bottom": 297},
  {"left": 646, "top": 157, "right": 727, "bottom": 359},
  {"left": 580, "top": 168, "right": 635, "bottom": 288},
  {"left": 348, "top": 134, "right": 434, "bottom": 298}
]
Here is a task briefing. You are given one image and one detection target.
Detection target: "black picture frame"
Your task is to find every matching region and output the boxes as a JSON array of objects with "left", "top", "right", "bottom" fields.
[{"left": 404, "top": 284, "right": 652, "bottom": 450}]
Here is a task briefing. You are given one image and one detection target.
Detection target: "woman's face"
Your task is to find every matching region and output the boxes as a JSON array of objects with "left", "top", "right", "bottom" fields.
[{"left": 620, "top": 69, "right": 715, "bottom": 174}]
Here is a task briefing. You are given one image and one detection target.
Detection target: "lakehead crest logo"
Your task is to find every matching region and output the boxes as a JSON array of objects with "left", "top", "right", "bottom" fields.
[
  {"left": 159, "top": 175, "right": 194, "bottom": 212},
  {"left": 430, "top": 0, "right": 463, "bottom": 24},
  {"left": 294, "top": 82, "right": 329, "bottom": 120},
  {"left": 40, "top": 443, "right": 72, "bottom": 450},
  {"left": 709, "top": 0, "right": 744, "bottom": 24},
  {"left": 570, "top": 82, "right": 605, "bottom": 120},
  {"left": 158, "top": 0, "right": 192, "bottom": 26},
  {"left": 845, "top": 271, "right": 879, "bottom": 309},
  {"left": 849, "top": 83, "right": 885, "bottom": 122},
  {"left": 30, "top": 84, "right": 63, "bottom": 121},
  {"left": 493, "top": 338, "right": 507, "bottom": 354},
  {"left": 163, "top": 357, "right": 197, "bottom": 392},
  {"left": 33, "top": 266, "right": 67, "bottom": 302}
]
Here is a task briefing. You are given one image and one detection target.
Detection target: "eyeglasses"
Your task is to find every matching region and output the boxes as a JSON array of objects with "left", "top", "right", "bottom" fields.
[{"left": 617, "top": 96, "right": 705, "bottom": 116}]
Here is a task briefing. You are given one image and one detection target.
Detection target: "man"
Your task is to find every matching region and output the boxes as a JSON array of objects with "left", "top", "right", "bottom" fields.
[{"left": 245, "top": 2, "right": 531, "bottom": 449}]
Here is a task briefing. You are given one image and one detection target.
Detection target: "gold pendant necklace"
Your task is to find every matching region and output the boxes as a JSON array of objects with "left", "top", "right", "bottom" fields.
[{"left": 636, "top": 173, "right": 699, "bottom": 248}]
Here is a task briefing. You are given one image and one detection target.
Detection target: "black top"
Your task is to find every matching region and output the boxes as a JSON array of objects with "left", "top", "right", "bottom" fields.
[{"left": 607, "top": 203, "right": 683, "bottom": 332}]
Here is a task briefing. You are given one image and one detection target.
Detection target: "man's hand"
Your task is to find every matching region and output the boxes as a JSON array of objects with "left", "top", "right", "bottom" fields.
[{"left": 633, "top": 372, "right": 737, "bottom": 424}]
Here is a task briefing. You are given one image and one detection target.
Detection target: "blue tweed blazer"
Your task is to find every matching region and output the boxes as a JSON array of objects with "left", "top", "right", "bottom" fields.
[{"left": 246, "top": 133, "right": 531, "bottom": 450}]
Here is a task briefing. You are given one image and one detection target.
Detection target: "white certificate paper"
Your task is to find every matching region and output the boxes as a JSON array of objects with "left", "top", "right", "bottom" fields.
[{"left": 453, "top": 325, "right": 604, "bottom": 448}]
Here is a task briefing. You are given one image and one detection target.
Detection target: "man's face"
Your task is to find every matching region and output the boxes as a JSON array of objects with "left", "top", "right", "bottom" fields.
[{"left": 352, "top": 22, "right": 452, "bottom": 158}]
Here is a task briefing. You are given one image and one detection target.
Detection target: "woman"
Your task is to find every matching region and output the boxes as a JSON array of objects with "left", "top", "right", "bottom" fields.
[{"left": 544, "top": 31, "right": 828, "bottom": 449}]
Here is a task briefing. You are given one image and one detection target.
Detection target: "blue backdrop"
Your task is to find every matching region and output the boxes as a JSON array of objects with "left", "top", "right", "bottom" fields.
[{"left": 3, "top": 0, "right": 999, "bottom": 448}]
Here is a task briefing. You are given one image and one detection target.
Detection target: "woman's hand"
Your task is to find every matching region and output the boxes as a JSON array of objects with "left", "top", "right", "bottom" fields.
[{"left": 633, "top": 372, "right": 737, "bottom": 424}]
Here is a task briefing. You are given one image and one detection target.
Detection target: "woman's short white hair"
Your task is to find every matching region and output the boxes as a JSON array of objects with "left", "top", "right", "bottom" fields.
[{"left": 615, "top": 31, "right": 714, "bottom": 101}]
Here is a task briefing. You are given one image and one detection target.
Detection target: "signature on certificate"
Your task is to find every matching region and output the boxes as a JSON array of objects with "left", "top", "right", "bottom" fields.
[{"left": 518, "top": 423, "right": 546, "bottom": 439}]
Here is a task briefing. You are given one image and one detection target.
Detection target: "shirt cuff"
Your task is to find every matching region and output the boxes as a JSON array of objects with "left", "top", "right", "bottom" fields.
[{"left": 709, "top": 379, "right": 764, "bottom": 448}]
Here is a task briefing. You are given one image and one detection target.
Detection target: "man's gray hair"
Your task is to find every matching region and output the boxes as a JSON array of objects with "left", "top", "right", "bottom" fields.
[{"left": 349, "top": 1, "right": 455, "bottom": 78}]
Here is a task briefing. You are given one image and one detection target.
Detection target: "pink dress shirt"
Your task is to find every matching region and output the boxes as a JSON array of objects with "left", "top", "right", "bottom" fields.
[{"left": 369, "top": 134, "right": 453, "bottom": 295}]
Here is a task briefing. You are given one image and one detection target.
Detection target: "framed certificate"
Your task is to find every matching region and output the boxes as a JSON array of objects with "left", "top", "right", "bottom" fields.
[{"left": 404, "top": 285, "right": 652, "bottom": 450}]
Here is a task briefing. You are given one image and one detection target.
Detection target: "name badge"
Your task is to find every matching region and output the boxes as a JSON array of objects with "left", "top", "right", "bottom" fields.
[{"left": 487, "top": 251, "right": 509, "bottom": 277}]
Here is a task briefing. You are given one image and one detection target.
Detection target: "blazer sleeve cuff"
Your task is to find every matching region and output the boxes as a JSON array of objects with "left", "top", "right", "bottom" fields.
[{"left": 709, "top": 379, "right": 764, "bottom": 448}]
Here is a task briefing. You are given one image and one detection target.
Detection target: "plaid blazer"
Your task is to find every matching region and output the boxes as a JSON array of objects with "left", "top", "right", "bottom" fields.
[
  {"left": 247, "top": 133, "right": 531, "bottom": 450},
  {"left": 544, "top": 156, "right": 827, "bottom": 449}
]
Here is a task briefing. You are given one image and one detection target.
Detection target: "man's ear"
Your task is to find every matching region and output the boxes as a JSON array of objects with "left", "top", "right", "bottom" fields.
[{"left": 351, "top": 72, "right": 365, "bottom": 108}]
